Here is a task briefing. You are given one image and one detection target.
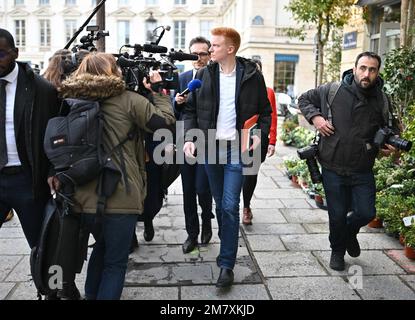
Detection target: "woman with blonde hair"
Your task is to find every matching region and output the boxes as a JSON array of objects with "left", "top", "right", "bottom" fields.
[{"left": 56, "top": 52, "right": 175, "bottom": 300}]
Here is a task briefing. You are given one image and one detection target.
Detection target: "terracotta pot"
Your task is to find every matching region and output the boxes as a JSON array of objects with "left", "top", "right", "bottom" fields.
[
  {"left": 314, "top": 194, "right": 323, "bottom": 203},
  {"left": 291, "top": 176, "right": 300, "bottom": 188},
  {"left": 367, "top": 217, "right": 383, "bottom": 229},
  {"left": 404, "top": 245, "right": 415, "bottom": 260}
]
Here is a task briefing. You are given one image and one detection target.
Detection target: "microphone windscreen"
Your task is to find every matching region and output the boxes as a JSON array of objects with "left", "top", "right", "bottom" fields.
[{"left": 188, "top": 79, "right": 202, "bottom": 91}]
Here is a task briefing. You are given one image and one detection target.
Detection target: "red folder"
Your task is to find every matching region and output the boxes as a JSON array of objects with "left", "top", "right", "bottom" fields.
[{"left": 241, "top": 114, "right": 259, "bottom": 153}]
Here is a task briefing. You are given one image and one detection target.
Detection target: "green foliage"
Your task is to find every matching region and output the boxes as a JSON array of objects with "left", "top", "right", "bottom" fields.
[
  {"left": 403, "top": 224, "right": 415, "bottom": 248},
  {"left": 281, "top": 125, "right": 315, "bottom": 148},
  {"left": 383, "top": 47, "right": 415, "bottom": 130},
  {"left": 324, "top": 29, "right": 343, "bottom": 82}
]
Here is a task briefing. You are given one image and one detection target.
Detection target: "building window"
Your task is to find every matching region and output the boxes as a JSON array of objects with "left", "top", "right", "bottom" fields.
[
  {"left": 200, "top": 20, "right": 213, "bottom": 39},
  {"left": 252, "top": 15, "right": 264, "bottom": 26},
  {"left": 146, "top": 0, "right": 158, "bottom": 5},
  {"left": 174, "top": 21, "right": 186, "bottom": 50},
  {"left": 274, "top": 54, "right": 298, "bottom": 93},
  {"left": 39, "top": 0, "right": 49, "bottom": 5},
  {"left": 65, "top": 0, "right": 76, "bottom": 5},
  {"left": 118, "top": 20, "right": 130, "bottom": 48},
  {"left": 39, "top": 19, "right": 51, "bottom": 47},
  {"left": 14, "top": 20, "right": 26, "bottom": 48},
  {"left": 119, "top": 0, "right": 129, "bottom": 6},
  {"left": 14, "top": 0, "right": 24, "bottom": 5},
  {"left": 175, "top": 0, "right": 186, "bottom": 4},
  {"left": 202, "top": 0, "right": 214, "bottom": 4},
  {"left": 145, "top": 13, "right": 158, "bottom": 42},
  {"left": 65, "top": 20, "right": 77, "bottom": 43}
]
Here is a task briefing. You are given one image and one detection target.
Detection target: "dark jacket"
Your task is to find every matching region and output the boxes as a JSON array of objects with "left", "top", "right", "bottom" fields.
[
  {"left": 298, "top": 69, "right": 395, "bottom": 175},
  {"left": 182, "top": 57, "right": 271, "bottom": 146},
  {"left": 14, "top": 62, "right": 58, "bottom": 200}
]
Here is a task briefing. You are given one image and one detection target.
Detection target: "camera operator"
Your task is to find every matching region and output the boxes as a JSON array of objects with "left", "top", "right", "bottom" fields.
[{"left": 298, "top": 52, "right": 400, "bottom": 271}]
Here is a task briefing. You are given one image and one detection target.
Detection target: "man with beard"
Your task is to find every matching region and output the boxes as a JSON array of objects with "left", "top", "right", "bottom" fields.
[{"left": 298, "top": 52, "right": 399, "bottom": 271}]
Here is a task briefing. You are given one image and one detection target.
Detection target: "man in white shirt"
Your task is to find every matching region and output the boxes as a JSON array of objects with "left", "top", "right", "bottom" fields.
[
  {"left": 0, "top": 28, "right": 58, "bottom": 248},
  {"left": 182, "top": 27, "right": 271, "bottom": 288}
]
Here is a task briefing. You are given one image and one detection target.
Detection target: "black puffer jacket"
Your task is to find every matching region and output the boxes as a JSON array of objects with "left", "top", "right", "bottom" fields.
[
  {"left": 298, "top": 69, "right": 395, "bottom": 175},
  {"left": 182, "top": 57, "right": 271, "bottom": 145}
]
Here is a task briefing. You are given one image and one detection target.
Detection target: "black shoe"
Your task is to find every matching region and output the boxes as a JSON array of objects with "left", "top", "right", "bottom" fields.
[
  {"left": 201, "top": 219, "right": 212, "bottom": 245},
  {"left": 45, "top": 291, "right": 60, "bottom": 300},
  {"left": 216, "top": 268, "right": 234, "bottom": 288},
  {"left": 144, "top": 219, "right": 154, "bottom": 242},
  {"left": 57, "top": 283, "right": 81, "bottom": 300},
  {"left": 329, "top": 251, "right": 345, "bottom": 271},
  {"left": 347, "top": 233, "right": 361, "bottom": 258},
  {"left": 130, "top": 232, "right": 139, "bottom": 254},
  {"left": 182, "top": 237, "right": 198, "bottom": 254}
]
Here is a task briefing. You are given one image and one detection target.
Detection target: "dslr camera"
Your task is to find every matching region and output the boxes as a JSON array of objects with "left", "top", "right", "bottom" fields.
[
  {"left": 373, "top": 127, "right": 412, "bottom": 152},
  {"left": 297, "top": 144, "right": 322, "bottom": 184}
]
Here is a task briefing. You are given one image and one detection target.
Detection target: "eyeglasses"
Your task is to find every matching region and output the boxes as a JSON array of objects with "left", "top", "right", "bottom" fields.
[
  {"left": 191, "top": 52, "right": 210, "bottom": 58},
  {"left": 0, "top": 49, "right": 14, "bottom": 60}
]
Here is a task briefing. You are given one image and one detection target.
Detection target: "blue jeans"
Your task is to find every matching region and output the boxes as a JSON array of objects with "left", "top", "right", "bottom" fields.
[
  {"left": 0, "top": 169, "right": 46, "bottom": 248},
  {"left": 204, "top": 143, "right": 243, "bottom": 270},
  {"left": 180, "top": 162, "right": 213, "bottom": 239},
  {"left": 84, "top": 213, "right": 138, "bottom": 300},
  {"left": 322, "top": 167, "right": 376, "bottom": 253}
]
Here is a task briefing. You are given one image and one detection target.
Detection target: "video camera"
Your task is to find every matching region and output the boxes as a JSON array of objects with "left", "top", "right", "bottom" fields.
[
  {"left": 373, "top": 127, "right": 412, "bottom": 152},
  {"left": 116, "top": 26, "right": 198, "bottom": 96},
  {"left": 71, "top": 25, "right": 109, "bottom": 53}
]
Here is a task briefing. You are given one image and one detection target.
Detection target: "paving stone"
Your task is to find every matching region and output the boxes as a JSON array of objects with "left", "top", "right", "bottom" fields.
[
  {"left": 281, "top": 208, "right": 329, "bottom": 224},
  {"left": 239, "top": 209, "right": 287, "bottom": 224},
  {"left": 303, "top": 223, "right": 329, "bottom": 234},
  {"left": 261, "top": 169, "right": 285, "bottom": 178},
  {"left": 255, "top": 251, "right": 327, "bottom": 277},
  {"left": 314, "top": 251, "right": 406, "bottom": 276},
  {"left": 243, "top": 223, "right": 306, "bottom": 235},
  {"left": 385, "top": 250, "right": 415, "bottom": 274},
  {"left": 6, "top": 281, "right": 38, "bottom": 300},
  {"left": 361, "top": 226, "right": 386, "bottom": 233},
  {"left": 125, "top": 264, "right": 171, "bottom": 285},
  {"left": 0, "top": 239, "right": 30, "bottom": 255},
  {"left": 122, "top": 286, "right": 179, "bottom": 300},
  {"left": 280, "top": 199, "right": 312, "bottom": 209},
  {"left": 254, "top": 188, "right": 308, "bottom": 200},
  {"left": 267, "top": 277, "right": 360, "bottom": 300},
  {"left": 181, "top": 284, "right": 269, "bottom": 300},
  {"left": 212, "top": 257, "right": 262, "bottom": 283},
  {"left": 255, "top": 177, "right": 279, "bottom": 189},
  {"left": 0, "top": 256, "right": 22, "bottom": 281},
  {"left": 356, "top": 276, "right": 415, "bottom": 300},
  {"left": 280, "top": 234, "right": 331, "bottom": 251},
  {"left": 5, "top": 256, "right": 32, "bottom": 282},
  {"left": 249, "top": 199, "right": 285, "bottom": 209},
  {"left": 357, "top": 234, "right": 402, "bottom": 250},
  {"left": 399, "top": 275, "right": 415, "bottom": 291},
  {"left": 245, "top": 235, "right": 286, "bottom": 251},
  {"left": 0, "top": 227, "right": 25, "bottom": 239},
  {"left": 0, "top": 283, "right": 15, "bottom": 300}
]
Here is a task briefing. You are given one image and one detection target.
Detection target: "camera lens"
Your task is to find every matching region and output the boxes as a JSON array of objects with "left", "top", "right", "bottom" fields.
[
  {"left": 306, "top": 158, "right": 323, "bottom": 184},
  {"left": 387, "top": 136, "right": 412, "bottom": 152}
]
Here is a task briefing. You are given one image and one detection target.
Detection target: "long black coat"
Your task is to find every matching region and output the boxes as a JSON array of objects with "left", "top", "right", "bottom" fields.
[{"left": 14, "top": 62, "right": 58, "bottom": 200}]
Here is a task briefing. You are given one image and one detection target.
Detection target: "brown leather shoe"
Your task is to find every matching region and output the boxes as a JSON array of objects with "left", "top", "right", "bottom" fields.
[
  {"left": 5, "top": 210, "right": 14, "bottom": 222},
  {"left": 242, "top": 208, "right": 253, "bottom": 225}
]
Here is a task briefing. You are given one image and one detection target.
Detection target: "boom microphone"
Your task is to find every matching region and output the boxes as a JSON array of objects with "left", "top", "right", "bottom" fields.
[
  {"left": 168, "top": 51, "right": 199, "bottom": 61},
  {"left": 179, "top": 79, "right": 202, "bottom": 96},
  {"left": 125, "top": 43, "right": 168, "bottom": 53}
]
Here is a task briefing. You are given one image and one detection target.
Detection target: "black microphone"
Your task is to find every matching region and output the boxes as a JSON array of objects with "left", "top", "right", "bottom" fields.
[
  {"left": 168, "top": 51, "right": 199, "bottom": 61},
  {"left": 125, "top": 44, "right": 168, "bottom": 53},
  {"left": 179, "top": 79, "right": 202, "bottom": 96}
]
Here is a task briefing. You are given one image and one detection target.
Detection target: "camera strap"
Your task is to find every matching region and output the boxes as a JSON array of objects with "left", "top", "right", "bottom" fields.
[{"left": 325, "top": 82, "right": 341, "bottom": 123}]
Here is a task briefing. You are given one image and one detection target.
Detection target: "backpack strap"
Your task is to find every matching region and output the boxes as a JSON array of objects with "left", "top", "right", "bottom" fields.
[
  {"left": 381, "top": 92, "right": 393, "bottom": 127},
  {"left": 325, "top": 82, "right": 341, "bottom": 123}
]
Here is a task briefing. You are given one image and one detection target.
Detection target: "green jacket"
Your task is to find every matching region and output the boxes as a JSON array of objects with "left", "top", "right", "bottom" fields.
[{"left": 59, "top": 74, "right": 175, "bottom": 214}]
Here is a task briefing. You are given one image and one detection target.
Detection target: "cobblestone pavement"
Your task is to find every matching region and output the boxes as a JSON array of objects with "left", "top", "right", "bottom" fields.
[{"left": 1, "top": 130, "right": 415, "bottom": 300}]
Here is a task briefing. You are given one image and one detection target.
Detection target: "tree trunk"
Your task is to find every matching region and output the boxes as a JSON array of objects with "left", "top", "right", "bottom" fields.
[
  {"left": 401, "top": 0, "right": 409, "bottom": 47},
  {"left": 96, "top": 3, "right": 106, "bottom": 52},
  {"left": 407, "top": 0, "right": 414, "bottom": 46},
  {"left": 318, "top": 41, "right": 325, "bottom": 86}
]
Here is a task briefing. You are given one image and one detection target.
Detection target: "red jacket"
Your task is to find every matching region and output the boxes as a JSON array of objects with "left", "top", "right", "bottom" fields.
[{"left": 267, "top": 87, "right": 277, "bottom": 145}]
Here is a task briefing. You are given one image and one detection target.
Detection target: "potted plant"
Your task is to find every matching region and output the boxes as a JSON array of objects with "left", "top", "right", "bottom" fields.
[{"left": 402, "top": 224, "right": 415, "bottom": 260}]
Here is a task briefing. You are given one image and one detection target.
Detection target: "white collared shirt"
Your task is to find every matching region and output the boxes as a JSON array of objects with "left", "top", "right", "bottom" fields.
[
  {"left": 0, "top": 63, "right": 21, "bottom": 166},
  {"left": 216, "top": 64, "right": 237, "bottom": 140}
]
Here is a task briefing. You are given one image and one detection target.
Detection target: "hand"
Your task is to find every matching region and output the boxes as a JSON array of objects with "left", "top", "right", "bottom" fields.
[
  {"left": 183, "top": 141, "right": 196, "bottom": 159},
  {"left": 249, "top": 135, "right": 261, "bottom": 152},
  {"left": 175, "top": 93, "right": 187, "bottom": 105},
  {"left": 312, "top": 115, "right": 335, "bottom": 136},
  {"left": 379, "top": 143, "right": 397, "bottom": 157},
  {"left": 143, "top": 70, "right": 163, "bottom": 93},
  {"left": 47, "top": 176, "right": 61, "bottom": 195},
  {"left": 267, "top": 145, "right": 275, "bottom": 157}
]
